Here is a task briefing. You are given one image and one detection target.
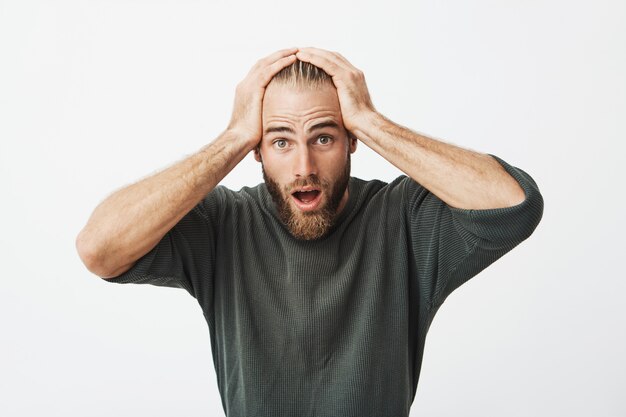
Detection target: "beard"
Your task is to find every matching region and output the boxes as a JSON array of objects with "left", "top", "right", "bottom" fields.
[{"left": 263, "top": 156, "right": 351, "bottom": 241}]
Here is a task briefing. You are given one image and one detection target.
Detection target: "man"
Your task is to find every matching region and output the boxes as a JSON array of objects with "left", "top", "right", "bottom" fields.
[{"left": 76, "top": 47, "right": 544, "bottom": 417}]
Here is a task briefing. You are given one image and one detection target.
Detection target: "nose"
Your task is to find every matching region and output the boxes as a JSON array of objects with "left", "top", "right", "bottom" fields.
[{"left": 293, "top": 147, "right": 317, "bottom": 178}]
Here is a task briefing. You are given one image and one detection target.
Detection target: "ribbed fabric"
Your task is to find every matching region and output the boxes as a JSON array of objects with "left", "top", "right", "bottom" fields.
[{"left": 105, "top": 154, "right": 544, "bottom": 417}]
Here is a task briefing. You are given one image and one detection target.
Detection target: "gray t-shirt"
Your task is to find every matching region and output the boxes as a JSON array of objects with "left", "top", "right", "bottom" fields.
[{"left": 105, "top": 153, "right": 544, "bottom": 417}]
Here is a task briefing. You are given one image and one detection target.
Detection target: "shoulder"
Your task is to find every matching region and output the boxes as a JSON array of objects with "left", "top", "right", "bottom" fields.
[
  {"left": 348, "top": 175, "right": 422, "bottom": 216},
  {"left": 199, "top": 183, "right": 265, "bottom": 205},
  {"left": 349, "top": 175, "right": 405, "bottom": 194},
  {"left": 351, "top": 175, "right": 424, "bottom": 201},
  {"left": 196, "top": 183, "right": 271, "bottom": 220}
]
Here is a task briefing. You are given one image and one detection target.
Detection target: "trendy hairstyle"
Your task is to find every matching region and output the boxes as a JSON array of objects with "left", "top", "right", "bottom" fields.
[
  {"left": 269, "top": 59, "right": 333, "bottom": 89},
  {"left": 257, "top": 58, "right": 357, "bottom": 153}
]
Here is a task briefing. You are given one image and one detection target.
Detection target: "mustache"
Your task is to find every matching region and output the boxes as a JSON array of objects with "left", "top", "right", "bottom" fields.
[{"left": 284, "top": 175, "right": 325, "bottom": 193}]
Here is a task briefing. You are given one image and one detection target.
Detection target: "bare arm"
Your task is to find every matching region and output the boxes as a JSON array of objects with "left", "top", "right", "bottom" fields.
[
  {"left": 76, "top": 131, "right": 251, "bottom": 278},
  {"left": 76, "top": 48, "right": 298, "bottom": 278},
  {"left": 352, "top": 113, "right": 526, "bottom": 210},
  {"left": 295, "top": 48, "right": 526, "bottom": 210}
]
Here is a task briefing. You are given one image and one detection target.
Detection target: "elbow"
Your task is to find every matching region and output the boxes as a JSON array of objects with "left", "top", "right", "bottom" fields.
[
  {"left": 525, "top": 189, "right": 544, "bottom": 237},
  {"left": 76, "top": 229, "right": 96, "bottom": 271},
  {"left": 448, "top": 185, "right": 544, "bottom": 251},
  {"left": 510, "top": 186, "right": 544, "bottom": 244},
  {"left": 75, "top": 229, "right": 111, "bottom": 278},
  {"left": 508, "top": 181, "right": 527, "bottom": 207},
  {"left": 497, "top": 165, "right": 530, "bottom": 209}
]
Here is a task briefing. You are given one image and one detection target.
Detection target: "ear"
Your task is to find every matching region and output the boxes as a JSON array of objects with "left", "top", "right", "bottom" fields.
[
  {"left": 348, "top": 131, "right": 358, "bottom": 154},
  {"left": 253, "top": 145, "right": 262, "bottom": 162}
]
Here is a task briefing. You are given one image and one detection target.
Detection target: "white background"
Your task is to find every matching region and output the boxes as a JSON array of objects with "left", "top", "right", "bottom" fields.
[{"left": 1, "top": 0, "right": 624, "bottom": 416}]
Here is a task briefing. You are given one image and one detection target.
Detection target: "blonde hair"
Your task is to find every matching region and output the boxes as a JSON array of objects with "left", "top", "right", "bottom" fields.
[{"left": 270, "top": 59, "right": 333, "bottom": 89}]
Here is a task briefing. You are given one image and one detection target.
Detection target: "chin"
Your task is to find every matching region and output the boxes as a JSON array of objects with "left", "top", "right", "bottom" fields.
[
  {"left": 262, "top": 161, "right": 351, "bottom": 240},
  {"left": 284, "top": 193, "right": 335, "bottom": 240}
]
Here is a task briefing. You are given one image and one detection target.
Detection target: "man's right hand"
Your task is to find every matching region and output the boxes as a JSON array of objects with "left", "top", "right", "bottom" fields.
[
  {"left": 76, "top": 47, "right": 299, "bottom": 278},
  {"left": 227, "top": 47, "right": 298, "bottom": 149}
]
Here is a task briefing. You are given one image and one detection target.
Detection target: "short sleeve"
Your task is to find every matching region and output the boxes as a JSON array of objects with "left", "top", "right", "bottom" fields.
[
  {"left": 103, "top": 187, "right": 224, "bottom": 307},
  {"left": 407, "top": 154, "right": 544, "bottom": 309}
]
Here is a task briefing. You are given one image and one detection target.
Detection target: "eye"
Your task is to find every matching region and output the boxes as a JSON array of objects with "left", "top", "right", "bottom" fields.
[
  {"left": 317, "top": 135, "right": 333, "bottom": 145},
  {"left": 273, "top": 139, "right": 288, "bottom": 149}
]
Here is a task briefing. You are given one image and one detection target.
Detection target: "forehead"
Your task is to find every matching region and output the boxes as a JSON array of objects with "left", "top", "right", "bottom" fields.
[{"left": 262, "top": 83, "right": 342, "bottom": 127}]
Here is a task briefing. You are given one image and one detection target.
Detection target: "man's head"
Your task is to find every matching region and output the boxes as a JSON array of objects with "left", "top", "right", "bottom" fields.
[{"left": 254, "top": 59, "right": 357, "bottom": 240}]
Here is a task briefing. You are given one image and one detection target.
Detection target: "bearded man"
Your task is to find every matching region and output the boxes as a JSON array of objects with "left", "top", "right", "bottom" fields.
[{"left": 76, "top": 47, "right": 544, "bottom": 417}]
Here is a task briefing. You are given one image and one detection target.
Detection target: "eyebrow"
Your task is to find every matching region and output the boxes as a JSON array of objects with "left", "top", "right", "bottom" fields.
[{"left": 264, "top": 120, "right": 340, "bottom": 136}]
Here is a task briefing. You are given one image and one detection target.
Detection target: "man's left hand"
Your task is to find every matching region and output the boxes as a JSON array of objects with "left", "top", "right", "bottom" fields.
[{"left": 295, "top": 47, "right": 377, "bottom": 135}]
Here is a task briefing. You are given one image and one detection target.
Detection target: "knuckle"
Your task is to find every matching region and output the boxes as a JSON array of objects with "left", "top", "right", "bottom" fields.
[
  {"left": 261, "top": 67, "right": 274, "bottom": 79},
  {"left": 255, "top": 58, "right": 268, "bottom": 68}
]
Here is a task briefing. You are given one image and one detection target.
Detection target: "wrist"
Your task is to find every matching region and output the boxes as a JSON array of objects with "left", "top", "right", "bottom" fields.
[
  {"left": 223, "top": 127, "right": 261, "bottom": 151},
  {"left": 351, "top": 110, "right": 386, "bottom": 143}
]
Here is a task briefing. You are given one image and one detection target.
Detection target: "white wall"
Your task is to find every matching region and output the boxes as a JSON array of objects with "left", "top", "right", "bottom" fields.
[{"left": 1, "top": 0, "right": 624, "bottom": 415}]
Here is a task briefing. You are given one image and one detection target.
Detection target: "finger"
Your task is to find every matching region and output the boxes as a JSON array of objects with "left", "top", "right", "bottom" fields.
[
  {"left": 295, "top": 52, "right": 343, "bottom": 80},
  {"left": 295, "top": 51, "right": 354, "bottom": 80},
  {"left": 297, "top": 47, "right": 354, "bottom": 72},
  {"left": 254, "top": 47, "right": 299, "bottom": 70},
  {"left": 333, "top": 51, "right": 353, "bottom": 67},
  {"left": 258, "top": 53, "right": 297, "bottom": 86}
]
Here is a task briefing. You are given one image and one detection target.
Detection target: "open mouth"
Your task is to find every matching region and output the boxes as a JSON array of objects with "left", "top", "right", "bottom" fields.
[
  {"left": 291, "top": 187, "right": 323, "bottom": 211},
  {"left": 292, "top": 189, "right": 321, "bottom": 203}
]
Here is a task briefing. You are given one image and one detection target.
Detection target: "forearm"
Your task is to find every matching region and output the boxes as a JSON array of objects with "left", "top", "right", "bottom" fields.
[
  {"left": 354, "top": 112, "right": 526, "bottom": 210},
  {"left": 76, "top": 129, "right": 253, "bottom": 277}
]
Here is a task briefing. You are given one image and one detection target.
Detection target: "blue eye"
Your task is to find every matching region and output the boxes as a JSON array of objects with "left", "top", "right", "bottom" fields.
[{"left": 274, "top": 139, "right": 287, "bottom": 149}]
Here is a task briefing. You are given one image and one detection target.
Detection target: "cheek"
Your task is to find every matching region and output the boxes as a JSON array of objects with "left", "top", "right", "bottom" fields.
[
  {"left": 263, "top": 162, "right": 289, "bottom": 190},
  {"left": 322, "top": 152, "right": 349, "bottom": 175}
]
